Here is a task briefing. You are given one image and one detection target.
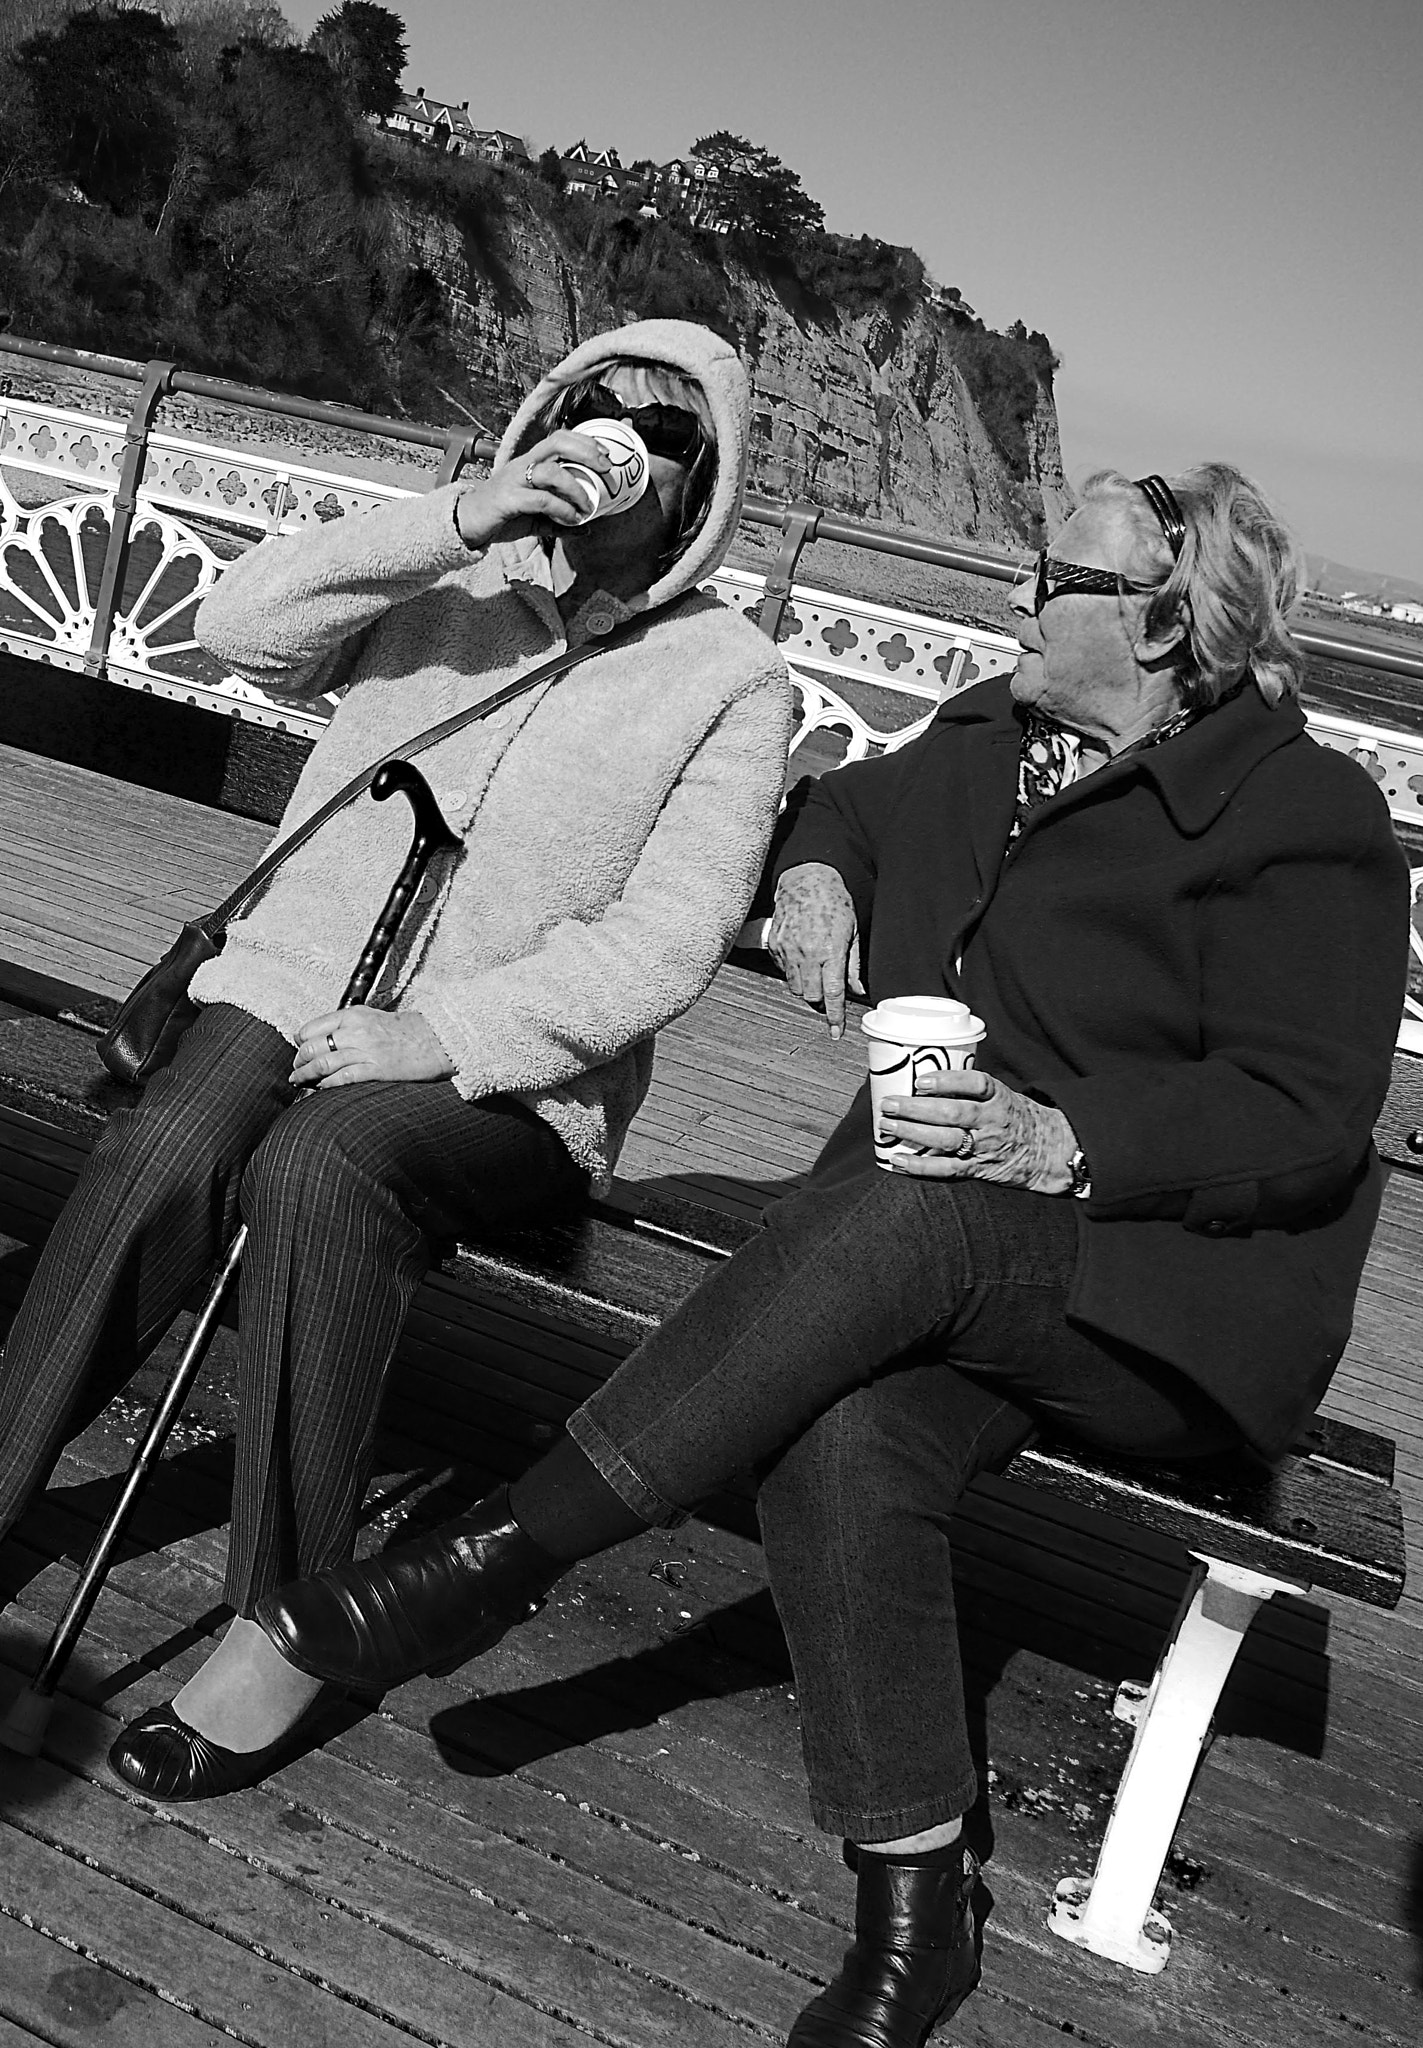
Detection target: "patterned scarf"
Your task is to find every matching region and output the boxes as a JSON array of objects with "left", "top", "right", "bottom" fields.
[{"left": 1010, "top": 700, "right": 1200, "bottom": 845}]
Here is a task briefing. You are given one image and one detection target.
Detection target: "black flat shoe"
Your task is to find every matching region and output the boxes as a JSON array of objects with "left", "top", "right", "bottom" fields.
[
  {"left": 254, "top": 1485, "right": 564, "bottom": 1693},
  {"left": 788, "top": 1843, "right": 983, "bottom": 2047},
  {"left": 109, "top": 1695, "right": 330, "bottom": 1802}
]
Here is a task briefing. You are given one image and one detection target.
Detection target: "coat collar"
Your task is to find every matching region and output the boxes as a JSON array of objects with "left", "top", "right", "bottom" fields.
[
  {"left": 1120, "top": 676, "right": 1307, "bottom": 833},
  {"left": 937, "top": 674, "right": 1308, "bottom": 840}
]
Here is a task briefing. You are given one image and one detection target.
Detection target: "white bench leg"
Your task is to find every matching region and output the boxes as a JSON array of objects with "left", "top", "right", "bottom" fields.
[{"left": 1048, "top": 1553, "right": 1306, "bottom": 1971}]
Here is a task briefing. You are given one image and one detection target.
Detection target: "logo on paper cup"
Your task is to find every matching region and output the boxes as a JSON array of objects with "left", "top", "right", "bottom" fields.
[{"left": 565, "top": 418, "right": 651, "bottom": 522}]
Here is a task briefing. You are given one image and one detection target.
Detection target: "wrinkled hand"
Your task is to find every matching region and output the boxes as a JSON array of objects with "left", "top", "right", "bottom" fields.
[
  {"left": 880, "top": 1067, "right": 1077, "bottom": 1192},
  {"left": 291, "top": 1008, "right": 456, "bottom": 1089},
  {"left": 454, "top": 430, "right": 615, "bottom": 551},
  {"left": 768, "top": 862, "right": 865, "bottom": 1039}
]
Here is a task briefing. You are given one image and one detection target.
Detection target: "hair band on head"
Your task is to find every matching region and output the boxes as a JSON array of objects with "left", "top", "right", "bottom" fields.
[{"left": 1133, "top": 474, "right": 1187, "bottom": 559}]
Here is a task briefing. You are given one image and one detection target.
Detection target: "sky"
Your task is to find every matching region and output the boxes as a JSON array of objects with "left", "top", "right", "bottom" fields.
[{"left": 281, "top": 0, "right": 1423, "bottom": 582}]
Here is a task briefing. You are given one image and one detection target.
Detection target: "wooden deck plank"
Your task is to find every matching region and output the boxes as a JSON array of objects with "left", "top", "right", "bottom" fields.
[
  {"left": 5, "top": 1469, "right": 1421, "bottom": 2046},
  {"left": 2, "top": 1743, "right": 732, "bottom": 2048},
  {"left": 0, "top": 1914, "right": 230, "bottom": 2048},
  {"left": 0, "top": 1821, "right": 428, "bottom": 2048},
  {"left": 8, "top": 1522, "right": 1419, "bottom": 2048},
  {"left": 5, "top": 1548, "right": 1416, "bottom": 2048},
  {"left": 43, "top": 1693, "right": 816, "bottom": 2043}
]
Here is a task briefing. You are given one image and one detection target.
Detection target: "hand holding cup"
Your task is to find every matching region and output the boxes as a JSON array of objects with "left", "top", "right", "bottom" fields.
[
  {"left": 876, "top": 1047, "right": 1079, "bottom": 1194},
  {"left": 455, "top": 430, "right": 622, "bottom": 551}
]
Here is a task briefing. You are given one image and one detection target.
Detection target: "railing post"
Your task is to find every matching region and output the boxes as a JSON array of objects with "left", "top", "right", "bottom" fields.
[
  {"left": 83, "top": 357, "right": 175, "bottom": 678},
  {"left": 435, "top": 427, "right": 481, "bottom": 485},
  {"left": 758, "top": 502, "right": 821, "bottom": 643}
]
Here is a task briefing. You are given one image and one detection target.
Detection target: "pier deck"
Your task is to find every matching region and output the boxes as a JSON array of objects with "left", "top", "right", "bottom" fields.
[{"left": 0, "top": 747, "right": 1418, "bottom": 2047}]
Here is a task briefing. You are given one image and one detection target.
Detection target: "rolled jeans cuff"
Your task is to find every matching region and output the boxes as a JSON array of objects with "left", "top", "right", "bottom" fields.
[
  {"left": 809, "top": 1776, "right": 981, "bottom": 1845},
  {"left": 565, "top": 1404, "right": 688, "bottom": 1528}
]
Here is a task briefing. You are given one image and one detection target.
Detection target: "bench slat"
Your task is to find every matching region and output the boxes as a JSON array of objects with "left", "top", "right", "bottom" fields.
[{"left": 1007, "top": 1443, "right": 1405, "bottom": 1607}]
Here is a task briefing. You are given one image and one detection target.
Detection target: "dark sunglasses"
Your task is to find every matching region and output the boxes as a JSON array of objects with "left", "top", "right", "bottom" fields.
[
  {"left": 560, "top": 383, "right": 706, "bottom": 464},
  {"left": 1017, "top": 550, "right": 1162, "bottom": 616}
]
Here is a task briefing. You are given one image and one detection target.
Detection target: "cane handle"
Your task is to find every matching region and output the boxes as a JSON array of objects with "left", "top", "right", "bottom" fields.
[{"left": 341, "top": 762, "right": 461, "bottom": 1009}]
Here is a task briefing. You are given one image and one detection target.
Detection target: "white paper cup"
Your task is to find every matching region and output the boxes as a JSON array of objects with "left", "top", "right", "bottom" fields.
[
  {"left": 562, "top": 417, "right": 651, "bottom": 523},
  {"left": 861, "top": 996, "right": 986, "bottom": 1170}
]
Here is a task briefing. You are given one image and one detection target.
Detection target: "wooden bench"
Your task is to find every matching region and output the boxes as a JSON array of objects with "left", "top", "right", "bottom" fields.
[{"left": 0, "top": 947, "right": 1411, "bottom": 1976}]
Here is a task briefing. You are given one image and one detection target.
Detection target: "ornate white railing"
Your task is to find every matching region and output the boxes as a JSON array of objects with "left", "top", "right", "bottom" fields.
[
  {"left": 0, "top": 393, "right": 412, "bottom": 736},
  {"left": 1404, "top": 868, "right": 1423, "bottom": 1051},
  {"left": 0, "top": 392, "right": 1020, "bottom": 758},
  {"left": 2, "top": 384, "right": 1422, "bottom": 824}
]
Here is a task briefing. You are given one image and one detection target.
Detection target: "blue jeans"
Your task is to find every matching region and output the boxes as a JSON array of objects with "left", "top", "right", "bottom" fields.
[{"left": 568, "top": 1150, "right": 1239, "bottom": 1839}]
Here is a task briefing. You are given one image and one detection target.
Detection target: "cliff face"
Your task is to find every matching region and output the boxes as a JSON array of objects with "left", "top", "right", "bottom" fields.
[
  {"left": 399, "top": 196, "right": 1071, "bottom": 550},
  {"left": 740, "top": 295, "right": 1072, "bottom": 545}
]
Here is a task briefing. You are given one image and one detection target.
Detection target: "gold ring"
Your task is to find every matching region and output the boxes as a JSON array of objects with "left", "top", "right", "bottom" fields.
[
  {"left": 960, "top": 1128, "right": 975, "bottom": 1158},
  {"left": 524, "top": 459, "right": 539, "bottom": 488},
  {"left": 327, "top": 1032, "right": 338, "bottom": 1054}
]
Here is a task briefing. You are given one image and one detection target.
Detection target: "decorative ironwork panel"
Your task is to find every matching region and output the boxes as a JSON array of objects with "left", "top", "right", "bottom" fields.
[
  {"left": 143, "top": 431, "right": 407, "bottom": 535},
  {"left": 1306, "top": 710, "right": 1423, "bottom": 829},
  {"left": 782, "top": 670, "right": 934, "bottom": 777},
  {"left": 1406, "top": 866, "right": 1423, "bottom": 1029},
  {"left": 0, "top": 471, "right": 107, "bottom": 667},
  {"left": 0, "top": 472, "right": 332, "bottom": 735},
  {"left": 710, "top": 567, "right": 1018, "bottom": 702},
  {"left": 0, "top": 399, "right": 125, "bottom": 492},
  {"left": 705, "top": 567, "right": 1018, "bottom": 775}
]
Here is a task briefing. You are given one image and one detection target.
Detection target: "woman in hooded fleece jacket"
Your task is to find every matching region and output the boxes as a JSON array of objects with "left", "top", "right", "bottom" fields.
[{"left": 0, "top": 320, "right": 792, "bottom": 1799}]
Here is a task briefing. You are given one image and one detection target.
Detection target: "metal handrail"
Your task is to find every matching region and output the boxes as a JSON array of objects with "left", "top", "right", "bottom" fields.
[
  {"left": 3, "top": 329, "right": 1422, "bottom": 685},
  {"left": 0, "top": 333, "right": 487, "bottom": 457}
]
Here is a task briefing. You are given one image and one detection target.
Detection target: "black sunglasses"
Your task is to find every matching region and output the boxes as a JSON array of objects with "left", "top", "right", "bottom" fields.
[
  {"left": 560, "top": 383, "right": 706, "bottom": 464},
  {"left": 1018, "top": 550, "right": 1162, "bottom": 616}
]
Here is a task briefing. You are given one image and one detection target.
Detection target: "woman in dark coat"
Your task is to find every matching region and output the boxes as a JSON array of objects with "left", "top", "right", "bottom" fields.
[{"left": 255, "top": 464, "right": 1410, "bottom": 2048}]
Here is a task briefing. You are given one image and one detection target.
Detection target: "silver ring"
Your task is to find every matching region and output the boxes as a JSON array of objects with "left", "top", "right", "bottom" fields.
[
  {"left": 524, "top": 458, "right": 539, "bottom": 488},
  {"left": 326, "top": 1032, "right": 338, "bottom": 1054},
  {"left": 959, "top": 1127, "right": 976, "bottom": 1158}
]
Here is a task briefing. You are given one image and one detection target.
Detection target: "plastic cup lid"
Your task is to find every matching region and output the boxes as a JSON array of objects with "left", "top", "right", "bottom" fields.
[{"left": 861, "top": 995, "right": 985, "bottom": 1046}]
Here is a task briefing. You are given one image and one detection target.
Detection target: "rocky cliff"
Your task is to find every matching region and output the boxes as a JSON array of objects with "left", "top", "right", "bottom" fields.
[{"left": 397, "top": 189, "right": 1072, "bottom": 551}]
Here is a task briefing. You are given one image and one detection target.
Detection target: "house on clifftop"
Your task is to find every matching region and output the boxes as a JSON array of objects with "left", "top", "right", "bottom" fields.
[{"left": 380, "top": 93, "right": 529, "bottom": 164}]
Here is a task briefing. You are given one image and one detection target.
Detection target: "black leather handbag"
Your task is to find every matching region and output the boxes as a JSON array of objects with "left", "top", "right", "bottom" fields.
[
  {"left": 100, "top": 919, "right": 226, "bottom": 1086},
  {"left": 99, "top": 607, "right": 669, "bottom": 1085}
]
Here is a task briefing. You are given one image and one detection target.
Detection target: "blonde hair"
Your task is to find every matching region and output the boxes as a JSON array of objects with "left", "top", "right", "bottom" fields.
[{"left": 1080, "top": 463, "right": 1305, "bottom": 707}]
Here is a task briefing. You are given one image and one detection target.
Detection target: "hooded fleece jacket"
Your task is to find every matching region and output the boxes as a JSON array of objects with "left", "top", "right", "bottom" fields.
[{"left": 190, "top": 321, "right": 793, "bottom": 1191}]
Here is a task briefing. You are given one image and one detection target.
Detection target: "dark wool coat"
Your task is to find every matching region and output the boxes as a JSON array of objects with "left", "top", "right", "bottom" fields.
[{"left": 774, "top": 676, "right": 1411, "bottom": 1457}]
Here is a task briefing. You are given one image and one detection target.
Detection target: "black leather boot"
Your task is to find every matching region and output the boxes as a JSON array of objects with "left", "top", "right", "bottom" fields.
[
  {"left": 788, "top": 1842, "right": 982, "bottom": 2047},
  {"left": 254, "top": 1486, "right": 563, "bottom": 1692}
]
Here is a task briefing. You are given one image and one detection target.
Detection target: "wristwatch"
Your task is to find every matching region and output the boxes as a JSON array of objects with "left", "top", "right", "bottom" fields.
[{"left": 1066, "top": 1146, "right": 1092, "bottom": 1200}]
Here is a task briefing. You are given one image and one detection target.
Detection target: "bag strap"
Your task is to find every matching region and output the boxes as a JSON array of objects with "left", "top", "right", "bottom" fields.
[{"left": 205, "top": 598, "right": 677, "bottom": 935}]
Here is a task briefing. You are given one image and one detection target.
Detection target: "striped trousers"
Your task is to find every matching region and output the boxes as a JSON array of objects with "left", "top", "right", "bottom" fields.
[{"left": 0, "top": 1003, "right": 584, "bottom": 1609}]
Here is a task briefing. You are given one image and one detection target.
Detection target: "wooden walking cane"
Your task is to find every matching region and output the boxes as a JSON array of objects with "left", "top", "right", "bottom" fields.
[{"left": 0, "top": 760, "right": 460, "bottom": 1755}]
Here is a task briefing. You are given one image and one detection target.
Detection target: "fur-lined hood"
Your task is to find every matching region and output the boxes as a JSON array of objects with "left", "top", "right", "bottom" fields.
[{"left": 495, "top": 319, "right": 751, "bottom": 609}]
